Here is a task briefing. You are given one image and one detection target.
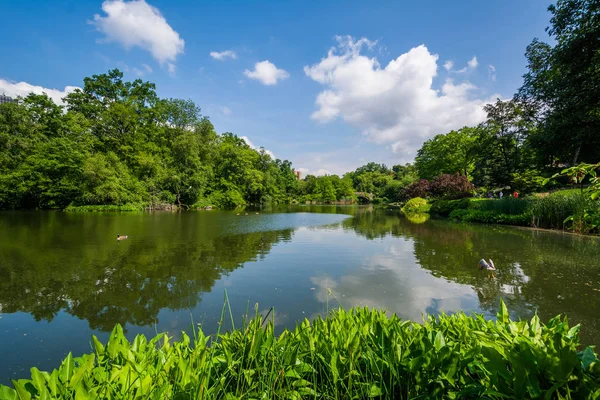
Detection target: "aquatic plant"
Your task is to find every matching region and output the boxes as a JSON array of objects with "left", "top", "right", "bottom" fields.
[{"left": 1, "top": 302, "right": 598, "bottom": 399}]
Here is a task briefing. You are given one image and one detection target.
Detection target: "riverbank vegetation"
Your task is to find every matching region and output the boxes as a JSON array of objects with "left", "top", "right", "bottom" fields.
[
  {"left": 1, "top": 303, "right": 599, "bottom": 399},
  {"left": 0, "top": 0, "right": 598, "bottom": 220}
]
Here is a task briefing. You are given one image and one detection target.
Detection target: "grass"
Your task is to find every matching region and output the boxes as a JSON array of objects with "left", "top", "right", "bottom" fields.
[
  {"left": 64, "top": 204, "right": 144, "bottom": 212},
  {"left": 431, "top": 190, "right": 599, "bottom": 234},
  {"left": 2, "top": 300, "right": 599, "bottom": 399}
]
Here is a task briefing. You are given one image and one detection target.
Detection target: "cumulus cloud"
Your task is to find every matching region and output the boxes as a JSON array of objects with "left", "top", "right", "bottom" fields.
[
  {"left": 488, "top": 64, "right": 496, "bottom": 81},
  {"left": 467, "top": 56, "right": 478, "bottom": 69},
  {"left": 304, "top": 36, "right": 497, "bottom": 160},
  {"left": 241, "top": 136, "right": 275, "bottom": 159},
  {"left": 0, "top": 79, "right": 79, "bottom": 105},
  {"left": 210, "top": 50, "right": 237, "bottom": 61},
  {"left": 244, "top": 60, "right": 289, "bottom": 85},
  {"left": 443, "top": 60, "right": 454, "bottom": 71},
  {"left": 92, "top": 0, "right": 184, "bottom": 67}
]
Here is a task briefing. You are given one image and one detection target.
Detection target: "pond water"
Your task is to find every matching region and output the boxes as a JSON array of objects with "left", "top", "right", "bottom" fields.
[{"left": 1, "top": 206, "right": 599, "bottom": 383}]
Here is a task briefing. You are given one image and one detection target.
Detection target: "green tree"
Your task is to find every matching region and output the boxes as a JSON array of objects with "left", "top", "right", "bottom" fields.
[
  {"left": 415, "top": 127, "right": 479, "bottom": 180},
  {"left": 518, "top": 0, "right": 600, "bottom": 165}
]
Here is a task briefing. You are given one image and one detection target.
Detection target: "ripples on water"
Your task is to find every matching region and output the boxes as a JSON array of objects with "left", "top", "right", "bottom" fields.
[{"left": 0, "top": 205, "right": 599, "bottom": 382}]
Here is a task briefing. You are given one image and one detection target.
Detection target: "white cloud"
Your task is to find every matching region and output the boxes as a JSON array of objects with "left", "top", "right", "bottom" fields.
[
  {"left": 220, "top": 106, "right": 232, "bottom": 115},
  {"left": 0, "top": 79, "right": 79, "bottom": 105},
  {"left": 92, "top": 0, "right": 184, "bottom": 67},
  {"left": 467, "top": 56, "right": 478, "bottom": 69},
  {"left": 244, "top": 60, "right": 289, "bottom": 85},
  {"left": 210, "top": 50, "right": 237, "bottom": 61},
  {"left": 296, "top": 167, "right": 331, "bottom": 177},
  {"left": 167, "top": 63, "right": 176, "bottom": 76},
  {"left": 132, "top": 63, "right": 153, "bottom": 76},
  {"left": 488, "top": 64, "right": 496, "bottom": 81},
  {"left": 443, "top": 60, "right": 454, "bottom": 71},
  {"left": 304, "top": 36, "right": 497, "bottom": 161},
  {"left": 241, "top": 136, "right": 275, "bottom": 159}
]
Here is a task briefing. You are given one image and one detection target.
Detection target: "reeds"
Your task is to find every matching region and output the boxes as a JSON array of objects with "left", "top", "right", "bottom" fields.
[{"left": 2, "top": 300, "right": 599, "bottom": 399}]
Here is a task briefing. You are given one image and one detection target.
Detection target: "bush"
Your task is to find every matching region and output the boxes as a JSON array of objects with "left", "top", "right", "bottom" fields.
[
  {"left": 449, "top": 209, "right": 531, "bottom": 226},
  {"left": 2, "top": 304, "right": 598, "bottom": 399},
  {"left": 471, "top": 197, "right": 533, "bottom": 215},
  {"left": 429, "top": 198, "right": 471, "bottom": 216},
  {"left": 429, "top": 173, "right": 474, "bottom": 199},
  {"left": 403, "top": 179, "right": 430, "bottom": 199},
  {"left": 511, "top": 170, "right": 547, "bottom": 194},
  {"left": 401, "top": 197, "right": 430, "bottom": 214}
]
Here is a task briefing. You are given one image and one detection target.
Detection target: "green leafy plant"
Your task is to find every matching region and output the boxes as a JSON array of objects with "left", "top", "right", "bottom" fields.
[
  {"left": 401, "top": 197, "right": 430, "bottom": 214},
  {"left": 1, "top": 302, "right": 598, "bottom": 399}
]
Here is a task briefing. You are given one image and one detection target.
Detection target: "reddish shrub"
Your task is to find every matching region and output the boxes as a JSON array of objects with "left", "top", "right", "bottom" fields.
[
  {"left": 429, "top": 173, "right": 474, "bottom": 199},
  {"left": 404, "top": 179, "right": 430, "bottom": 199}
]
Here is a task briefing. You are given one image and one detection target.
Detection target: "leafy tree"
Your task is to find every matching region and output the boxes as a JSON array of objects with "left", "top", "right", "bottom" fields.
[
  {"left": 518, "top": 0, "right": 600, "bottom": 165},
  {"left": 429, "top": 174, "right": 475, "bottom": 200},
  {"left": 415, "top": 127, "right": 479, "bottom": 180}
]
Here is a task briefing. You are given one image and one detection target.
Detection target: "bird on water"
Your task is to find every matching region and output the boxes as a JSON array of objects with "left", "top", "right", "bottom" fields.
[{"left": 478, "top": 259, "right": 496, "bottom": 278}]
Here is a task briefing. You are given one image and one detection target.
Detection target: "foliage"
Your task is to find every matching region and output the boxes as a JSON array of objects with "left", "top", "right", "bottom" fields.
[
  {"left": 63, "top": 204, "right": 143, "bottom": 212},
  {"left": 1, "top": 303, "right": 598, "bottom": 399},
  {"left": 511, "top": 170, "right": 547, "bottom": 194},
  {"left": 532, "top": 189, "right": 599, "bottom": 233},
  {"left": 401, "top": 197, "right": 430, "bottom": 214},
  {"left": 471, "top": 197, "right": 534, "bottom": 215},
  {"left": 429, "top": 173, "right": 475, "bottom": 200},
  {"left": 415, "top": 127, "right": 479, "bottom": 180},
  {"left": 0, "top": 70, "right": 299, "bottom": 210},
  {"left": 403, "top": 179, "right": 430, "bottom": 199},
  {"left": 449, "top": 209, "right": 532, "bottom": 226},
  {"left": 518, "top": 0, "right": 600, "bottom": 165},
  {"left": 429, "top": 198, "right": 472, "bottom": 216}
]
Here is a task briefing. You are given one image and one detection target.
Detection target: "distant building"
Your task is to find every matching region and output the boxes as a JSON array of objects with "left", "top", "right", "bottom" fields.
[
  {"left": 0, "top": 94, "right": 14, "bottom": 105},
  {"left": 293, "top": 169, "right": 302, "bottom": 180}
]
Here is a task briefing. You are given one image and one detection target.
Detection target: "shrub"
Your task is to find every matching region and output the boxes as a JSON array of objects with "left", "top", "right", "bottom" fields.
[
  {"left": 429, "top": 198, "right": 471, "bottom": 216},
  {"left": 429, "top": 173, "right": 474, "bottom": 199},
  {"left": 401, "top": 197, "right": 430, "bottom": 214},
  {"left": 471, "top": 197, "right": 533, "bottom": 215},
  {"left": 511, "top": 170, "right": 547, "bottom": 194},
  {"left": 449, "top": 209, "right": 531, "bottom": 226},
  {"left": 403, "top": 179, "right": 430, "bottom": 199},
  {"left": 1, "top": 304, "right": 598, "bottom": 399}
]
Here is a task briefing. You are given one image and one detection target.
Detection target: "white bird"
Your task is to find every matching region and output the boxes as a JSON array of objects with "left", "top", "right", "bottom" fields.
[{"left": 478, "top": 259, "right": 496, "bottom": 278}]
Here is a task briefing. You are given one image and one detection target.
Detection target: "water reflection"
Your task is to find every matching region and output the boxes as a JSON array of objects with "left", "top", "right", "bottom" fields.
[{"left": 1, "top": 207, "right": 600, "bottom": 382}]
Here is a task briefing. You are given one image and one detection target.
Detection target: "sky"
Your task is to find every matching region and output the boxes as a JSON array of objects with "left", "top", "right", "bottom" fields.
[{"left": 0, "top": 0, "right": 553, "bottom": 176}]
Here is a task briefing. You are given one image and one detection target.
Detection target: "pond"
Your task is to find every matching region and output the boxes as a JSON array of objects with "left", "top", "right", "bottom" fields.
[{"left": 1, "top": 206, "right": 599, "bottom": 383}]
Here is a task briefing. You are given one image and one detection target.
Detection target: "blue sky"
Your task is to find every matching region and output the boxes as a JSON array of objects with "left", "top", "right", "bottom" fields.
[{"left": 0, "top": 0, "right": 552, "bottom": 175}]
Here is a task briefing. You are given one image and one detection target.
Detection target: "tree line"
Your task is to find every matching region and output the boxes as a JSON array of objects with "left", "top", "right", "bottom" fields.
[
  {"left": 0, "top": 69, "right": 420, "bottom": 209},
  {"left": 1, "top": 0, "right": 597, "bottom": 209},
  {"left": 414, "top": 0, "right": 599, "bottom": 193}
]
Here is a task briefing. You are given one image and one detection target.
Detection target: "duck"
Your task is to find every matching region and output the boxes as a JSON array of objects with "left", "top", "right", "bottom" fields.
[
  {"left": 478, "top": 259, "right": 496, "bottom": 278},
  {"left": 117, "top": 234, "right": 128, "bottom": 241},
  {"left": 236, "top": 213, "right": 240, "bottom": 216},
  {"left": 245, "top": 213, "right": 248, "bottom": 216},
  {"left": 255, "top": 212, "right": 259, "bottom": 215}
]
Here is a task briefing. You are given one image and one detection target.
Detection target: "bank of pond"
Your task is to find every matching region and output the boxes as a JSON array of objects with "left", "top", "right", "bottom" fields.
[
  {"left": 401, "top": 189, "right": 600, "bottom": 235},
  {"left": 1, "top": 304, "right": 599, "bottom": 399}
]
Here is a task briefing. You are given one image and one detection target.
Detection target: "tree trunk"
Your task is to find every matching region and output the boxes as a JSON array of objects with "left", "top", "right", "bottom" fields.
[{"left": 571, "top": 141, "right": 582, "bottom": 166}]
